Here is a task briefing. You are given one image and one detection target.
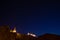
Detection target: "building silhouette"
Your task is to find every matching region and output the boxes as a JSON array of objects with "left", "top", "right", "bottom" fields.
[
  {"left": 0, "top": 25, "right": 60, "bottom": 40},
  {"left": 0, "top": 25, "right": 36, "bottom": 40}
]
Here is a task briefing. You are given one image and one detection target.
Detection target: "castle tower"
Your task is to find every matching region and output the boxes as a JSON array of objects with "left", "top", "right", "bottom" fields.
[{"left": 10, "top": 27, "right": 17, "bottom": 33}]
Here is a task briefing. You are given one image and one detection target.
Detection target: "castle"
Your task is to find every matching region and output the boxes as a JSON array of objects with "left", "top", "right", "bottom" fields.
[
  {"left": 0, "top": 25, "right": 60, "bottom": 40},
  {"left": 0, "top": 25, "right": 36, "bottom": 40}
]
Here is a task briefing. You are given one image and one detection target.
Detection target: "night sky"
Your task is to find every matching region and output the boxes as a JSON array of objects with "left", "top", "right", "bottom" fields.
[{"left": 0, "top": 0, "right": 60, "bottom": 36}]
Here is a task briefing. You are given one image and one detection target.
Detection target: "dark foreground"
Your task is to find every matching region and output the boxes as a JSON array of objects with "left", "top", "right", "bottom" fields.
[{"left": 0, "top": 25, "right": 60, "bottom": 40}]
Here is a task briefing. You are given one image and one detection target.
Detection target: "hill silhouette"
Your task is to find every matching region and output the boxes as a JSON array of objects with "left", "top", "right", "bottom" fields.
[{"left": 37, "top": 33, "right": 60, "bottom": 40}]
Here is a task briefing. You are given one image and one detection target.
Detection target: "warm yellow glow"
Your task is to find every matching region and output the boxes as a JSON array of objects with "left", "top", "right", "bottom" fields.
[
  {"left": 10, "top": 27, "right": 16, "bottom": 33},
  {"left": 10, "top": 30, "right": 13, "bottom": 32},
  {"left": 12, "top": 28, "right": 16, "bottom": 33},
  {"left": 17, "top": 33, "right": 20, "bottom": 36},
  {"left": 27, "top": 33, "right": 36, "bottom": 37},
  {"left": 16, "top": 33, "right": 21, "bottom": 38}
]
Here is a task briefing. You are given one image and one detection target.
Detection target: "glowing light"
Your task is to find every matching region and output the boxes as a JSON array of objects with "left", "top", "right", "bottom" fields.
[
  {"left": 27, "top": 33, "right": 30, "bottom": 35},
  {"left": 16, "top": 33, "right": 21, "bottom": 38},
  {"left": 27, "top": 33, "right": 37, "bottom": 37},
  {"left": 10, "top": 27, "right": 16, "bottom": 33},
  {"left": 13, "top": 29, "right": 16, "bottom": 33},
  {"left": 17, "top": 33, "right": 20, "bottom": 36}
]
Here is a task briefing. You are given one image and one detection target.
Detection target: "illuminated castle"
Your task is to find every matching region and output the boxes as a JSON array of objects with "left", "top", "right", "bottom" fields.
[
  {"left": 9, "top": 27, "right": 37, "bottom": 40},
  {"left": 1, "top": 25, "right": 60, "bottom": 40},
  {"left": 10, "top": 27, "right": 16, "bottom": 33},
  {"left": 10, "top": 27, "right": 37, "bottom": 37},
  {"left": 10, "top": 27, "right": 21, "bottom": 37}
]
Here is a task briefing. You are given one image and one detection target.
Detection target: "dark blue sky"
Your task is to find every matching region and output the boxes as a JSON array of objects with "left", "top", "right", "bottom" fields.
[{"left": 0, "top": 0, "right": 60, "bottom": 36}]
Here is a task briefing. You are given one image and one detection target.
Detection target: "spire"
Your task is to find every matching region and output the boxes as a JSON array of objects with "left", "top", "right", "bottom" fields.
[
  {"left": 10, "top": 27, "right": 17, "bottom": 33},
  {"left": 13, "top": 27, "right": 16, "bottom": 33}
]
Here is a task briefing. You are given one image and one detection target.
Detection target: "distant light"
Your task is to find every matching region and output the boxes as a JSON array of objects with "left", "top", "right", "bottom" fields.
[
  {"left": 16, "top": 33, "right": 21, "bottom": 38},
  {"left": 10, "top": 30, "right": 13, "bottom": 32},
  {"left": 17, "top": 33, "right": 20, "bottom": 36},
  {"left": 27, "top": 32, "right": 37, "bottom": 37},
  {"left": 13, "top": 29, "right": 16, "bottom": 33},
  {"left": 10, "top": 27, "right": 16, "bottom": 33},
  {"left": 27, "top": 33, "right": 30, "bottom": 35}
]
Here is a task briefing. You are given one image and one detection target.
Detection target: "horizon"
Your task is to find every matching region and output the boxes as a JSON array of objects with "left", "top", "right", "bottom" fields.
[{"left": 0, "top": 0, "right": 60, "bottom": 36}]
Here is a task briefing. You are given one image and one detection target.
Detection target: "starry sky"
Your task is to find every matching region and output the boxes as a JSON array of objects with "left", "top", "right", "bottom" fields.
[{"left": 0, "top": 0, "right": 60, "bottom": 36}]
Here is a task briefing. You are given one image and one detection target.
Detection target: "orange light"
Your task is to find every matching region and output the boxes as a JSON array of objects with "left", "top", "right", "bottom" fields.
[
  {"left": 17, "top": 33, "right": 20, "bottom": 36},
  {"left": 10, "top": 27, "right": 16, "bottom": 33}
]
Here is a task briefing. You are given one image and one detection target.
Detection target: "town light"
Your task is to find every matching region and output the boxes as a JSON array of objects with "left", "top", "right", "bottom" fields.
[
  {"left": 27, "top": 32, "right": 37, "bottom": 37},
  {"left": 10, "top": 27, "right": 16, "bottom": 33}
]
